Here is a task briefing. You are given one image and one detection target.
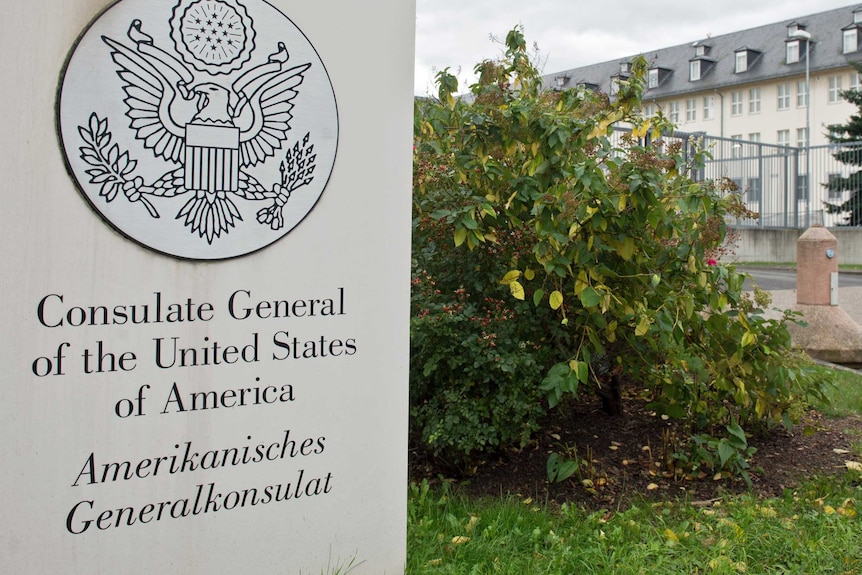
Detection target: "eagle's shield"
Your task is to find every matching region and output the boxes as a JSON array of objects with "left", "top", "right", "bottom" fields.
[{"left": 185, "top": 123, "right": 240, "bottom": 193}]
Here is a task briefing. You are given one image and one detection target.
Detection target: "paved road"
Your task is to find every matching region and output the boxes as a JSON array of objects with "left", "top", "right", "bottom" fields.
[
  {"left": 739, "top": 267, "right": 862, "bottom": 291},
  {"left": 738, "top": 266, "right": 862, "bottom": 326}
]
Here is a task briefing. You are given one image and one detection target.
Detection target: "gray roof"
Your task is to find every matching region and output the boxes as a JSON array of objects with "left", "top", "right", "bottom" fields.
[{"left": 544, "top": 4, "right": 862, "bottom": 99}]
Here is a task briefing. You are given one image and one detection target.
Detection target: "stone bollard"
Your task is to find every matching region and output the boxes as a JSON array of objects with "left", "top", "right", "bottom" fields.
[
  {"left": 789, "top": 224, "right": 862, "bottom": 363},
  {"left": 796, "top": 224, "right": 838, "bottom": 306}
]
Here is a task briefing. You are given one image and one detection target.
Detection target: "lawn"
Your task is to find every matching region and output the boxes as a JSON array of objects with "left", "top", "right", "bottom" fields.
[{"left": 407, "top": 366, "right": 862, "bottom": 574}]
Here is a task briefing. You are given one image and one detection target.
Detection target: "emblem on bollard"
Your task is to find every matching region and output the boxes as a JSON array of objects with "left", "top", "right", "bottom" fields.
[{"left": 58, "top": 0, "right": 338, "bottom": 260}]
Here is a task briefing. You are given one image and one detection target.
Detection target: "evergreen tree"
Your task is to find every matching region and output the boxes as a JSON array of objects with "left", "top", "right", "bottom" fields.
[{"left": 825, "top": 62, "right": 862, "bottom": 226}]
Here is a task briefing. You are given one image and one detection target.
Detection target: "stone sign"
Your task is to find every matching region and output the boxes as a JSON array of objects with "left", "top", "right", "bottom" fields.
[{"left": 0, "top": 0, "right": 414, "bottom": 573}]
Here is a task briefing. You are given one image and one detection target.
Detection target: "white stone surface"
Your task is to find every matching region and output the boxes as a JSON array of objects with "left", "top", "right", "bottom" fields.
[{"left": 0, "top": 1, "right": 415, "bottom": 573}]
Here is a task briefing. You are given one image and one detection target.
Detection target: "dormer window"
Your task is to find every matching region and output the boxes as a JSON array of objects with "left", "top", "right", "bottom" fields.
[
  {"left": 786, "top": 40, "right": 800, "bottom": 64},
  {"left": 694, "top": 44, "right": 710, "bottom": 57},
  {"left": 845, "top": 27, "right": 859, "bottom": 53},
  {"left": 735, "top": 51, "right": 747, "bottom": 73},
  {"left": 855, "top": 8, "right": 862, "bottom": 24},
  {"left": 690, "top": 60, "right": 701, "bottom": 81},
  {"left": 734, "top": 48, "right": 761, "bottom": 73},
  {"left": 619, "top": 62, "right": 631, "bottom": 76},
  {"left": 646, "top": 67, "right": 672, "bottom": 89}
]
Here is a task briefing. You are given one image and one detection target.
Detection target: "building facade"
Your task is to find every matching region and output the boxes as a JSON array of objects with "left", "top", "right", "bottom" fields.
[{"left": 545, "top": 5, "right": 862, "bottom": 148}]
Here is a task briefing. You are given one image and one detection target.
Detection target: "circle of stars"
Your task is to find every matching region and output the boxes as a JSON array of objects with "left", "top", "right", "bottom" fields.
[{"left": 181, "top": 1, "right": 246, "bottom": 65}]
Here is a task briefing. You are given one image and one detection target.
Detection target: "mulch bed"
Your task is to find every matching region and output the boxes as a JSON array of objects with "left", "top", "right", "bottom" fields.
[{"left": 409, "top": 397, "right": 862, "bottom": 510}]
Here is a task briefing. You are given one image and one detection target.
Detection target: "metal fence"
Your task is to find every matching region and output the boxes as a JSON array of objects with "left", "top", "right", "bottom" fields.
[{"left": 613, "top": 129, "right": 862, "bottom": 228}]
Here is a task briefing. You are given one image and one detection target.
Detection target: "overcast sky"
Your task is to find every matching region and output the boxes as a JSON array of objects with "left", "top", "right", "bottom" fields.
[{"left": 415, "top": 0, "right": 857, "bottom": 95}]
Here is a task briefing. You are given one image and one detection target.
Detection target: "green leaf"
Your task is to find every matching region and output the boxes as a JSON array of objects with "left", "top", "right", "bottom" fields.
[
  {"left": 533, "top": 288, "right": 545, "bottom": 307},
  {"left": 579, "top": 286, "right": 602, "bottom": 308},
  {"left": 549, "top": 290, "right": 564, "bottom": 310},
  {"left": 547, "top": 454, "right": 578, "bottom": 483},
  {"left": 725, "top": 423, "right": 748, "bottom": 445},
  {"left": 717, "top": 440, "right": 737, "bottom": 468}
]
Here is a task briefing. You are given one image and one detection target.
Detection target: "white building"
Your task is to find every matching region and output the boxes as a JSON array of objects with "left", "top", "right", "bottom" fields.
[{"left": 545, "top": 5, "right": 862, "bottom": 148}]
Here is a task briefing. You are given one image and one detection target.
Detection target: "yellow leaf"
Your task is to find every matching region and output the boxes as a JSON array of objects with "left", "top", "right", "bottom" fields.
[
  {"left": 454, "top": 227, "right": 467, "bottom": 247},
  {"left": 664, "top": 528, "right": 679, "bottom": 543},
  {"left": 509, "top": 281, "right": 525, "bottom": 300},
  {"left": 619, "top": 238, "right": 635, "bottom": 261},
  {"left": 635, "top": 316, "right": 651, "bottom": 337},
  {"left": 466, "top": 515, "right": 479, "bottom": 533},
  {"left": 524, "top": 269, "right": 535, "bottom": 281},
  {"left": 845, "top": 461, "right": 862, "bottom": 472},
  {"left": 451, "top": 536, "right": 470, "bottom": 545},
  {"left": 499, "top": 270, "right": 521, "bottom": 284},
  {"left": 741, "top": 331, "right": 756, "bottom": 347},
  {"left": 618, "top": 194, "right": 627, "bottom": 212},
  {"left": 824, "top": 505, "right": 836, "bottom": 515},
  {"left": 647, "top": 483, "right": 659, "bottom": 491},
  {"left": 550, "top": 290, "right": 564, "bottom": 310},
  {"left": 755, "top": 397, "right": 768, "bottom": 418}
]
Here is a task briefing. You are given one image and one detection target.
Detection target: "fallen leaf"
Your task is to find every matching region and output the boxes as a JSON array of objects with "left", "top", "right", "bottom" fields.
[
  {"left": 647, "top": 483, "right": 659, "bottom": 490},
  {"left": 845, "top": 461, "right": 862, "bottom": 472},
  {"left": 451, "top": 536, "right": 470, "bottom": 545},
  {"left": 833, "top": 448, "right": 851, "bottom": 454}
]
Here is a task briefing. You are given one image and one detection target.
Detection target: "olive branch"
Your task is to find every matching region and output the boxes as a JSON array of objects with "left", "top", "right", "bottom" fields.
[
  {"left": 257, "top": 132, "right": 318, "bottom": 230},
  {"left": 77, "top": 113, "right": 159, "bottom": 218}
]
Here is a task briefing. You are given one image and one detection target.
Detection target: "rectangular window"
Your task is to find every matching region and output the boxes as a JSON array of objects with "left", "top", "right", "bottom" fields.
[
  {"left": 748, "top": 177, "right": 762, "bottom": 202},
  {"left": 731, "top": 91, "right": 743, "bottom": 115},
  {"left": 845, "top": 29, "right": 858, "bottom": 54},
  {"left": 685, "top": 98, "right": 696, "bottom": 122},
  {"left": 669, "top": 101, "right": 680, "bottom": 124},
  {"left": 648, "top": 69, "right": 659, "bottom": 89},
  {"left": 828, "top": 173, "right": 844, "bottom": 200},
  {"left": 749, "top": 88, "right": 761, "bottom": 114},
  {"left": 735, "top": 51, "right": 747, "bottom": 73},
  {"left": 777, "top": 84, "right": 791, "bottom": 110},
  {"left": 796, "top": 174, "right": 809, "bottom": 200},
  {"left": 829, "top": 76, "right": 843, "bottom": 103},
  {"left": 797, "top": 127, "right": 809, "bottom": 148},
  {"left": 609, "top": 78, "right": 619, "bottom": 96},
  {"left": 731, "top": 135, "right": 743, "bottom": 159},
  {"left": 703, "top": 96, "right": 714, "bottom": 120},
  {"left": 690, "top": 60, "right": 701, "bottom": 81},
  {"left": 851, "top": 72, "right": 861, "bottom": 92},
  {"left": 748, "top": 132, "right": 761, "bottom": 156},
  {"left": 777, "top": 129, "right": 790, "bottom": 147},
  {"left": 797, "top": 81, "right": 808, "bottom": 107},
  {"left": 642, "top": 103, "right": 656, "bottom": 117},
  {"left": 786, "top": 41, "right": 800, "bottom": 64}
]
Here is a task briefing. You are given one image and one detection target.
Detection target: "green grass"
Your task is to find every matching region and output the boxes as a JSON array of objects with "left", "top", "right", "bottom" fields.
[
  {"left": 812, "top": 364, "right": 862, "bottom": 418},
  {"left": 407, "top": 478, "right": 862, "bottom": 575}
]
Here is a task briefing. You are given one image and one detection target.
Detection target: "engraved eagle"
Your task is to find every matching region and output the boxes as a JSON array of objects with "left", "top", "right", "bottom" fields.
[{"left": 102, "top": 20, "right": 310, "bottom": 242}]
